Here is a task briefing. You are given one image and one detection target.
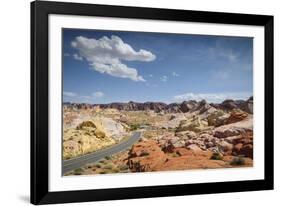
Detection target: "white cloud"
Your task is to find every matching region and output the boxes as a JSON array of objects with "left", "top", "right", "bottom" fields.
[
  {"left": 149, "top": 74, "right": 153, "bottom": 77},
  {"left": 92, "top": 91, "right": 105, "bottom": 98},
  {"left": 172, "top": 72, "right": 179, "bottom": 77},
  {"left": 73, "top": 53, "right": 83, "bottom": 61},
  {"left": 174, "top": 92, "right": 252, "bottom": 103},
  {"left": 160, "top": 75, "right": 168, "bottom": 82},
  {"left": 71, "top": 35, "right": 156, "bottom": 82},
  {"left": 63, "top": 91, "right": 77, "bottom": 97}
]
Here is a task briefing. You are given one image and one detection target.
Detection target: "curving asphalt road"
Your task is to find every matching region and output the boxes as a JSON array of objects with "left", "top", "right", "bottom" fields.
[{"left": 62, "top": 131, "right": 142, "bottom": 174}]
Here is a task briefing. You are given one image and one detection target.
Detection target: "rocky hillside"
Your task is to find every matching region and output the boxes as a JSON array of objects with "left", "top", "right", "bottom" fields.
[
  {"left": 63, "top": 117, "right": 127, "bottom": 159},
  {"left": 127, "top": 110, "right": 253, "bottom": 172},
  {"left": 63, "top": 96, "right": 253, "bottom": 114}
]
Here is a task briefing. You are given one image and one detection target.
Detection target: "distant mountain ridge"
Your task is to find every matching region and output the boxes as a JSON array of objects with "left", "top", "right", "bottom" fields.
[{"left": 63, "top": 96, "right": 253, "bottom": 114}]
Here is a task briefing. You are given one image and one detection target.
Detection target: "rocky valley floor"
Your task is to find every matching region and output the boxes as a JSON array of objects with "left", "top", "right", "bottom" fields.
[{"left": 63, "top": 97, "right": 253, "bottom": 176}]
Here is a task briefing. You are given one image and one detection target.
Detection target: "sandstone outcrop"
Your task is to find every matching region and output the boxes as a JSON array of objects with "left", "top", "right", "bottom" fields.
[
  {"left": 224, "top": 110, "right": 248, "bottom": 124},
  {"left": 63, "top": 118, "right": 127, "bottom": 159}
]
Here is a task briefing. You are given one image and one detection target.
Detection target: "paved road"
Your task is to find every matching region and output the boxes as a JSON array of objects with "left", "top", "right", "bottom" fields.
[{"left": 62, "top": 131, "right": 142, "bottom": 174}]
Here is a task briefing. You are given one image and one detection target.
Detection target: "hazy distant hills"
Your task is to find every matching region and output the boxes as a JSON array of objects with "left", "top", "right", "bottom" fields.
[{"left": 63, "top": 96, "right": 253, "bottom": 114}]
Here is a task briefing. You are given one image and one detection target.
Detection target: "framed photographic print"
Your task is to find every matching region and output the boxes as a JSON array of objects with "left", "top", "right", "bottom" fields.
[{"left": 31, "top": 0, "right": 274, "bottom": 204}]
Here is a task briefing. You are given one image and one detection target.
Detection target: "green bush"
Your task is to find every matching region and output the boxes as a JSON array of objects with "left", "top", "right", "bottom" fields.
[
  {"left": 210, "top": 152, "right": 223, "bottom": 160},
  {"left": 119, "top": 164, "right": 129, "bottom": 171},
  {"left": 105, "top": 156, "right": 111, "bottom": 160},
  {"left": 230, "top": 156, "right": 245, "bottom": 165},
  {"left": 94, "top": 163, "right": 102, "bottom": 168},
  {"left": 174, "top": 152, "right": 181, "bottom": 157},
  {"left": 140, "top": 151, "right": 149, "bottom": 156},
  {"left": 130, "top": 123, "right": 140, "bottom": 131},
  {"left": 103, "top": 164, "right": 114, "bottom": 170},
  {"left": 73, "top": 168, "right": 84, "bottom": 175},
  {"left": 111, "top": 168, "right": 120, "bottom": 173}
]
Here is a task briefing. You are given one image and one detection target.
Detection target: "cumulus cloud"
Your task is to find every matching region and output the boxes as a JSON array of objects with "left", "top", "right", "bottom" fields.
[
  {"left": 92, "top": 91, "right": 105, "bottom": 98},
  {"left": 160, "top": 75, "right": 168, "bottom": 82},
  {"left": 174, "top": 92, "right": 252, "bottom": 103},
  {"left": 63, "top": 91, "right": 77, "bottom": 97},
  {"left": 73, "top": 53, "right": 83, "bottom": 61},
  {"left": 71, "top": 35, "right": 156, "bottom": 82}
]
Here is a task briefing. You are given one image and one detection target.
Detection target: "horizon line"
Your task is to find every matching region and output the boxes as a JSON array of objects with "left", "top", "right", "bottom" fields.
[{"left": 63, "top": 96, "right": 253, "bottom": 105}]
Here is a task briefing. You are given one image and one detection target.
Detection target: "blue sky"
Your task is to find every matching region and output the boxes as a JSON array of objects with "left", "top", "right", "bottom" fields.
[{"left": 63, "top": 29, "right": 253, "bottom": 104}]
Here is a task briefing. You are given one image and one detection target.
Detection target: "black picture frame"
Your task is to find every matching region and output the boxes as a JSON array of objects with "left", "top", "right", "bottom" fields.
[{"left": 31, "top": 0, "right": 274, "bottom": 204}]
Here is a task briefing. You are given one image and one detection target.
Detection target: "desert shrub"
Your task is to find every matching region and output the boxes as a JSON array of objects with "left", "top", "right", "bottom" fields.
[
  {"left": 130, "top": 123, "right": 140, "bottom": 131},
  {"left": 105, "top": 156, "right": 111, "bottom": 160},
  {"left": 99, "top": 171, "right": 108, "bottom": 174},
  {"left": 119, "top": 164, "right": 129, "bottom": 171},
  {"left": 103, "top": 163, "right": 114, "bottom": 170},
  {"left": 140, "top": 151, "right": 149, "bottom": 156},
  {"left": 172, "top": 152, "right": 180, "bottom": 157},
  {"left": 111, "top": 168, "right": 120, "bottom": 173},
  {"left": 210, "top": 152, "right": 223, "bottom": 160},
  {"left": 207, "top": 110, "right": 225, "bottom": 126},
  {"left": 73, "top": 168, "right": 84, "bottom": 175},
  {"left": 94, "top": 163, "right": 102, "bottom": 168},
  {"left": 74, "top": 168, "right": 84, "bottom": 172},
  {"left": 76, "top": 121, "right": 96, "bottom": 130},
  {"left": 230, "top": 156, "right": 245, "bottom": 165}
]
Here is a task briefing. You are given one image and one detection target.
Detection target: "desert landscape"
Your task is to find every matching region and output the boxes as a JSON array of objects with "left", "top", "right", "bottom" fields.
[
  {"left": 62, "top": 29, "right": 253, "bottom": 176},
  {"left": 63, "top": 97, "right": 253, "bottom": 176}
]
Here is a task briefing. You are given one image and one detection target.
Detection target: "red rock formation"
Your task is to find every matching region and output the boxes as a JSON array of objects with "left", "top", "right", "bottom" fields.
[
  {"left": 127, "top": 140, "right": 167, "bottom": 172},
  {"left": 127, "top": 139, "right": 253, "bottom": 172},
  {"left": 225, "top": 110, "right": 248, "bottom": 124},
  {"left": 232, "top": 130, "right": 253, "bottom": 158}
]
